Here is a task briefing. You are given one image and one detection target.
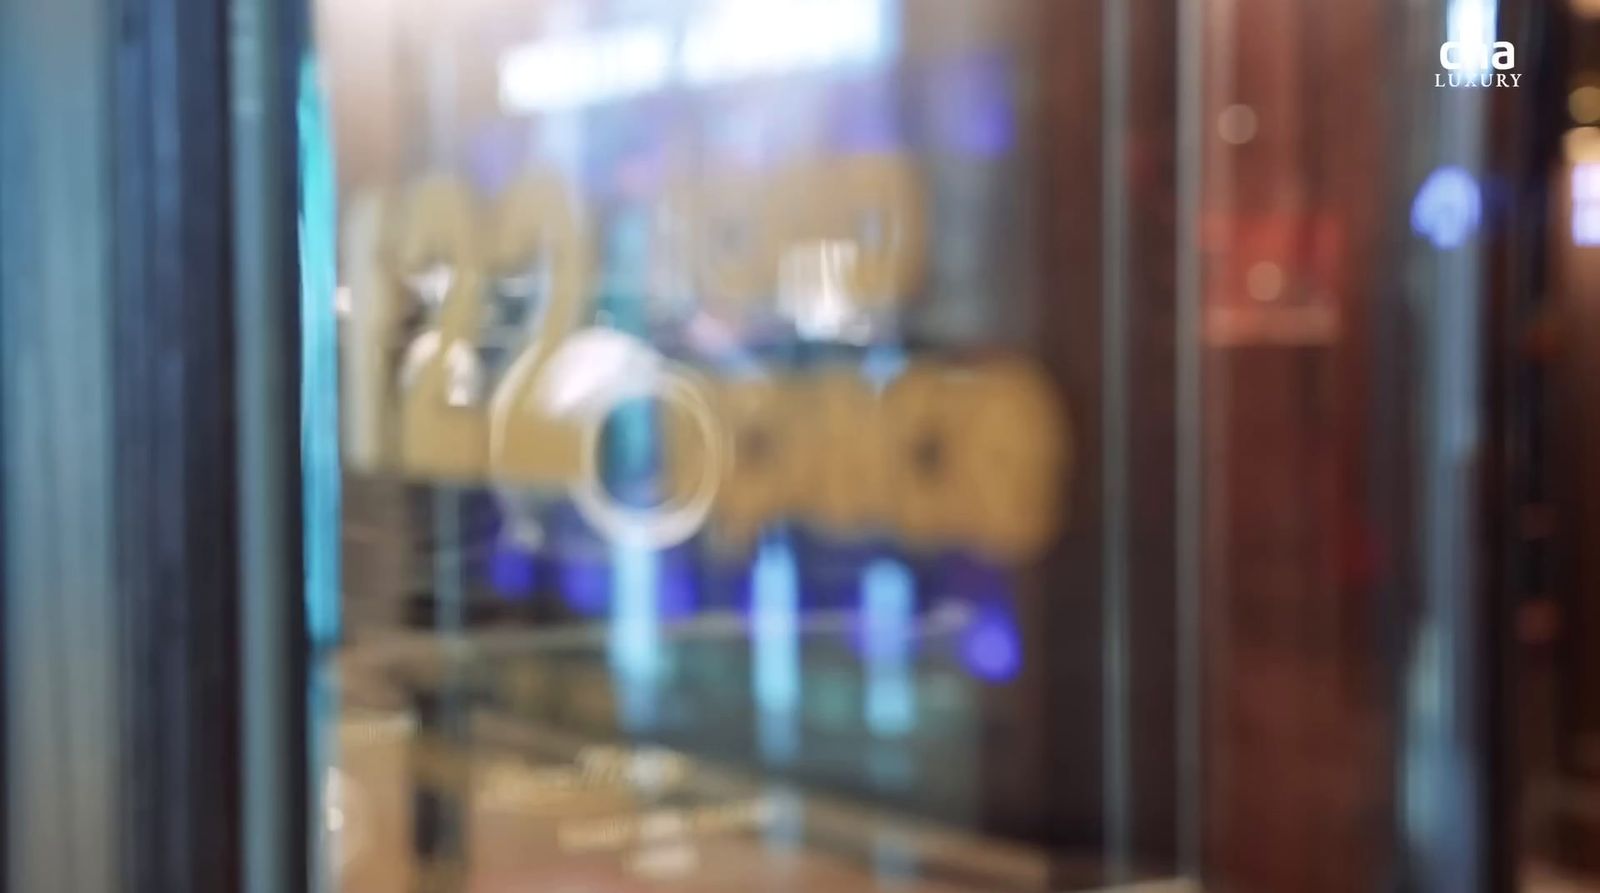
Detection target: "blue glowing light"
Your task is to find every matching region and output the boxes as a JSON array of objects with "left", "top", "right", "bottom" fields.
[
  {"left": 558, "top": 558, "right": 611, "bottom": 617},
  {"left": 862, "top": 560, "right": 916, "bottom": 737},
  {"left": 962, "top": 603, "right": 1023, "bottom": 684},
  {"left": 931, "top": 53, "right": 1016, "bottom": 159},
  {"left": 298, "top": 55, "right": 342, "bottom": 647},
  {"left": 752, "top": 540, "right": 801, "bottom": 764},
  {"left": 656, "top": 548, "right": 698, "bottom": 621},
  {"left": 610, "top": 545, "right": 662, "bottom": 731},
  {"left": 488, "top": 543, "right": 540, "bottom": 599},
  {"left": 1410, "top": 166, "right": 1482, "bottom": 250}
]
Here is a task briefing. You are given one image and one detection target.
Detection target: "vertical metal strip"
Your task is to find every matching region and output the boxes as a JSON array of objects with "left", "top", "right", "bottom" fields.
[
  {"left": 1397, "top": 3, "right": 1495, "bottom": 890},
  {"left": 232, "top": 0, "right": 303, "bottom": 889},
  {"left": 1, "top": 32, "right": 9, "bottom": 892},
  {"left": 1101, "top": 0, "right": 1133, "bottom": 880},
  {"left": 1174, "top": 0, "right": 1206, "bottom": 881}
]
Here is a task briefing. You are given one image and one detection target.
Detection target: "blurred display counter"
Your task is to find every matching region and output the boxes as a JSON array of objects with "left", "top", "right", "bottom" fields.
[{"left": 333, "top": 621, "right": 1179, "bottom": 892}]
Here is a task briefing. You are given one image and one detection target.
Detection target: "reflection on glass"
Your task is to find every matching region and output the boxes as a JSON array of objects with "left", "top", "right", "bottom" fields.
[{"left": 315, "top": 0, "right": 1137, "bottom": 891}]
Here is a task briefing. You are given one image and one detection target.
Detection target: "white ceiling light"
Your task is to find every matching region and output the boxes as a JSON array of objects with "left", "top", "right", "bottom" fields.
[{"left": 499, "top": 0, "right": 894, "bottom": 114}]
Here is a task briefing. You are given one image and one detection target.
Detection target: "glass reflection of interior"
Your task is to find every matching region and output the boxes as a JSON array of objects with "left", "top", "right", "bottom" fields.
[
  {"left": 319, "top": 2, "right": 1114, "bottom": 891},
  {"left": 307, "top": 0, "right": 1600, "bottom": 891}
]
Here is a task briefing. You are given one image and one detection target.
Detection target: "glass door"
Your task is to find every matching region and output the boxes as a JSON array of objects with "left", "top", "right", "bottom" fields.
[{"left": 307, "top": 1, "right": 1188, "bottom": 890}]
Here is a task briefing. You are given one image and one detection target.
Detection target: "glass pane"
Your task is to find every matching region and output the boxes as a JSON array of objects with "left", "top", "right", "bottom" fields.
[
  {"left": 309, "top": 0, "right": 1183, "bottom": 890},
  {"left": 301, "top": 1, "right": 1588, "bottom": 893}
]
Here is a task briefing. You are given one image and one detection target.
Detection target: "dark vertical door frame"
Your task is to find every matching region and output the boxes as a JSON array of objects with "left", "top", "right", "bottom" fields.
[
  {"left": 1486, "top": 0, "right": 1563, "bottom": 885},
  {"left": 113, "top": 0, "right": 316, "bottom": 888},
  {"left": 111, "top": 0, "right": 243, "bottom": 891},
  {"left": 112, "top": 0, "right": 314, "bottom": 888}
]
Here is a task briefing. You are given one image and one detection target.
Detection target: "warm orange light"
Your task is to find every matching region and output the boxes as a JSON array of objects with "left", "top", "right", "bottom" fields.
[
  {"left": 1569, "top": 85, "right": 1600, "bottom": 125},
  {"left": 1565, "top": 126, "right": 1600, "bottom": 163}
]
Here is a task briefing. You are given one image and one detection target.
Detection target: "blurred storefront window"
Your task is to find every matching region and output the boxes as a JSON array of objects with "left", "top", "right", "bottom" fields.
[
  {"left": 310, "top": 1, "right": 1182, "bottom": 890},
  {"left": 11, "top": 0, "right": 1598, "bottom": 891},
  {"left": 297, "top": 0, "right": 1560, "bottom": 890}
]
